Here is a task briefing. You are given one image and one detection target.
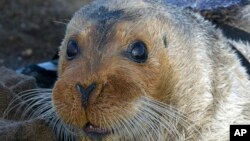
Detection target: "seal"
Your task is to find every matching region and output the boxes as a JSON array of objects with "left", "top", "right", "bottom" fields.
[{"left": 14, "top": 0, "right": 250, "bottom": 140}]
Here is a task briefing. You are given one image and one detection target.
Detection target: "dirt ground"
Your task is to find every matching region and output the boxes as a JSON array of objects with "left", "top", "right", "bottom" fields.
[{"left": 0, "top": 0, "right": 91, "bottom": 69}]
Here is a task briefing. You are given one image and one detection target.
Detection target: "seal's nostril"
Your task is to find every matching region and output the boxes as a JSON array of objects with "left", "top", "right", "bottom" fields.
[
  {"left": 76, "top": 83, "right": 97, "bottom": 108},
  {"left": 87, "top": 83, "right": 96, "bottom": 92},
  {"left": 76, "top": 83, "right": 85, "bottom": 95}
]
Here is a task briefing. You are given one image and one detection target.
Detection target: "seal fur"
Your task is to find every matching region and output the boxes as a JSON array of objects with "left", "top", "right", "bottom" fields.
[{"left": 12, "top": 0, "right": 250, "bottom": 140}]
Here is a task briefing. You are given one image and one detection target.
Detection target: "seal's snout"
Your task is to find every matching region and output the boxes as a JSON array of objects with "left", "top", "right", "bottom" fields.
[{"left": 76, "top": 82, "right": 97, "bottom": 108}]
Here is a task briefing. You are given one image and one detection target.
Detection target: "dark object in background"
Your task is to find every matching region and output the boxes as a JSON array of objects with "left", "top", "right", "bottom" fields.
[
  {"left": 217, "top": 23, "right": 250, "bottom": 43},
  {"left": 17, "top": 60, "right": 58, "bottom": 88}
]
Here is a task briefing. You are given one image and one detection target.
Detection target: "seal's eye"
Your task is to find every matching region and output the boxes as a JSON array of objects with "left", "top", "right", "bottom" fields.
[
  {"left": 128, "top": 41, "right": 148, "bottom": 63},
  {"left": 66, "top": 39, "right": 79, "bottom": 60}
]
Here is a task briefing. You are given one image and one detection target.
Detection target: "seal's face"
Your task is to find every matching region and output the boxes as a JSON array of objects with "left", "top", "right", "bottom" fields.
[
  {"left": 52, "top": 1, "right": 208, "bottom": 140},
  {"left": 53, "top": 16, "right": 174, "bottom": 138}
]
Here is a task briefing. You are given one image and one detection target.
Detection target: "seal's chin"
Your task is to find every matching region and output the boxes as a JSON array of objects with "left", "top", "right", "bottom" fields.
[{"left": 83, "top": 122, "right": 110, "bottom": 137}]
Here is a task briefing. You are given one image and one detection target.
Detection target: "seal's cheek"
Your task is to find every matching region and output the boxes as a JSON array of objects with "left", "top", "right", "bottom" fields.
[{"left": 52, "top": 79, "right": 87, "bottom": 127}]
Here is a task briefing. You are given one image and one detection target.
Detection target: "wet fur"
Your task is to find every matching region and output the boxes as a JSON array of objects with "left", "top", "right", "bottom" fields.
[{"left": 5, "top": 0, "right": 250, "bottom": 141}]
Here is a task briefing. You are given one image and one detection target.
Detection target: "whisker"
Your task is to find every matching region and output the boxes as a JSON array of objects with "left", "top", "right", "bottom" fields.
[
  {"left": 4, "top": 88, "right": 76, "bottom": 141},
  {"left": 139, "top": 96, "right": 201, "bottom": 140}
]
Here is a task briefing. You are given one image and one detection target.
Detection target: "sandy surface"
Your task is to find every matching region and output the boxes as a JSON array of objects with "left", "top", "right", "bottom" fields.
[{"left": 0, "top": 0, "right": 91, "bottom": 69}]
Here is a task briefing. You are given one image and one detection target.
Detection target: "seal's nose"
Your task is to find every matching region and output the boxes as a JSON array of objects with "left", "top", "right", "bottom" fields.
[{"left": 76, "top": 83, "right": 96, "bottom": 109}]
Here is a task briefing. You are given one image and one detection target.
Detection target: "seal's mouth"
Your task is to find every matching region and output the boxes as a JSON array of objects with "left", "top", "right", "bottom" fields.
[{"left": 83, "top": 122, "right": 110, "bottom": 136}]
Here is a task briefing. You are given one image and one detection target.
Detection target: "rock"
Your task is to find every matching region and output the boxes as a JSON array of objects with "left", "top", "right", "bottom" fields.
[{"left": 21, "top": 49, "right": 33, "bottom": 57}]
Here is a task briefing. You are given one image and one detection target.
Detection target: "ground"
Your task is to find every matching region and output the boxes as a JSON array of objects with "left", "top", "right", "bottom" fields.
[{"left": 0, "top": 0, "right": 91, "bottom": 69}]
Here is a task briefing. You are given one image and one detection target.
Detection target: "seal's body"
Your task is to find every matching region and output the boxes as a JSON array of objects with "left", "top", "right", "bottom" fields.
[{"left": 51, "top": 0, "right": 250, "bottom": 140}]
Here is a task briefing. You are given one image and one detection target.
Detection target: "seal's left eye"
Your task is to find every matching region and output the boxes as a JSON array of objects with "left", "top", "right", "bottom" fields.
[
  {"left": 128, "top": 41, "right": 148, "bottom": 63},
  {"left": 66, "top": 39, "right": 79, "bottom": 60}
]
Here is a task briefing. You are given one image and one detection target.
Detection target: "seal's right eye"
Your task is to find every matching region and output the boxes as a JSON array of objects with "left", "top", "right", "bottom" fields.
[{"left": 66, "top": 39, "right": 79, "bottom": 60}]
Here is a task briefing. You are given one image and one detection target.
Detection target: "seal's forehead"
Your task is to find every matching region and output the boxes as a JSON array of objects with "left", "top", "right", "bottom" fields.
[
  {"left": 67, "top": 3, "right": 147, "bottom": 36},
  {"left": 66, "top": 0, "right": 193, "bottom": 38},
  {"left": 81, "top": 6, "right": 125, "bottom": 24},
  {"left": 75, "top": 4, "right": 145, "bottom": 25}
]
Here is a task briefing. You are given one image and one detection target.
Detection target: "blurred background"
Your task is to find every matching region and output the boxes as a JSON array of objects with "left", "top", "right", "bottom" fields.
[{"left": 0, "top": 0, "right": 91, "bottom": 69}]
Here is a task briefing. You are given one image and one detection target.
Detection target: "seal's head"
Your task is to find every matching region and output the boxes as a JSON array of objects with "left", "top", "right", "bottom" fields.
[{"left": 52, "top": 0, "right": 227, "bottom": 140}]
